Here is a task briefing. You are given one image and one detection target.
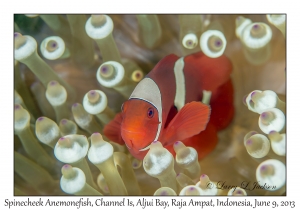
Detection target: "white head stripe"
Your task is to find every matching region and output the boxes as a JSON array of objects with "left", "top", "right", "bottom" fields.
[
  {"left": 129, "top": 78, "right": 162, "bottom": 147},
  {"left": 174, "top": 57, "right": 186, "bottom": 110}
]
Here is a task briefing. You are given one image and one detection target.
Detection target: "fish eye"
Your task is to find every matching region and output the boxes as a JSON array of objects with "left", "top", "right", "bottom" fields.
[{"left": 147, "top": 107, "right": 154, "bottom": 118}]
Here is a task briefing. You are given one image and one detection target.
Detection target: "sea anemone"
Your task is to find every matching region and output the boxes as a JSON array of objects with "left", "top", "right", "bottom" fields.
[{"left": 13, "top": 14, "right": 286, "bottom": 196}]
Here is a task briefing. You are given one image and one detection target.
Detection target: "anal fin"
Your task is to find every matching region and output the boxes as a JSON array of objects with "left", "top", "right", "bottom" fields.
[{"left": 165, "top": 121, "right": 218, "bottom": 160}]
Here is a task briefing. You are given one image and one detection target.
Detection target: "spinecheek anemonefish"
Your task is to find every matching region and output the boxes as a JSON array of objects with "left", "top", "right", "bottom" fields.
[{"left": 104, "top": 51, "right": 234, "bottom": 160}]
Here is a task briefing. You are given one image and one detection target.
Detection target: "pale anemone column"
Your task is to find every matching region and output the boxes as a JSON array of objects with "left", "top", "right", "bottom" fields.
[
  {"left": 256, "top": 159, "right": 286, "bottom": 192},
  {"left": 179, "top": 15, "right": 202, "bottom": 55},
  {"left": 35, "top": 117, "right": 60, "bottom": 149},
  {"left": 45, "top": 80, "right": 71, "bottom": 123},
  {"left": 240, "top": 22, "right": 272, "bottom": 65},
  {"left": 227, "top": 187, "right": 247, "bottom": 196},
  {"left": 244, "top": 134, "right": 270, "bottom": 158},
  {"left": 54, "top": 134, "right": 98, "bottom": 190},
  {"left": 108, "top": 140, "right": 127, "bottom": 153},
  {"left": 195, "top": 174, "right": 218, "bottom": 195},
  {"left": 60, "top": 164, "right": 102, "bottom": 195},
  {"left": 14, "top": 104, "right": 55, "bottom": 173},
  {"left": 235, "top": 16, "right": 252, "bottom": 39},
  {"left": 72, "top": 103, "right": 103, "bottom": 134},
  {"left": 30, "top": 82, "right": 55, "bottom": 120},
  {"left": 128, "top": 154, "right": 142, "bottom": 170},
  {"left": 154, "top": 187, "right": 177, "bottom": 196},
  {"left": 234, "top": 130, "right": 263, "bottom": 162},
  {"left": 245, "top": 90, "right": 286, "bottom": 114},
  {"left": 38, "top": 15, "right": 71, "bottom": 43},
  {"left": 176, "top": 173, "right": 195, "bottom": 189},
  {"left": 40, "top": 36, "right": 70, "bottom": 60},
  {"left": 59, "top": 119, "right": 78, "bottom": 136},
  {"left": 14, "top": 62, "right": 40, "bottom": 118},
  {"left": 258, "top": 108, "right": 285, "bottom": 134},
  {"left": 14, "top": 90, "right": 35, "bottom": 123},
  {"left": 113, "top": 152, "right": 141, "bottom": 195},
  {"left": 25, "top": 14, "right": 71, "bottom": 44},
  {"left": 200, "top": 19, "right": 227, "bottom": 58},
  {"left": 243, "top": 130, "right": 259, "bottom": 144},
  {"left": 14, "top": 21, "right": 22, "bottom": 32},
  {"left": 268, "top": 131, "right": 286, "bottom": 156},
  {"left": 96, "top": 62, "right": 136, "bottom": 98},
  {"left": 67, "top": 15, "right": 96, "bottom": 69},
  {"left": 173, "top": 141, "right": 201, "bottom": 180},
  {"left": 179, "top": 185, "right": 202, "bottom": 195},
  {"left": 83, "top": 90, "right": 115, "bottom": 125},
  {"left": 14, "top": 187, "right": 26, "bottom": 196},
  {"left": 143, "top": 141, "right": 177, "bottom": 193},
  {"left": 88, "top": 133, "right": 128, "bottom": 195},
  {"left": 14, "top": 33, "right": 75, "bottom": 101},
  {"left": 266, "top": 15, "right": 286, "bottom": 37},
  {"left": 97, "top": 173, "right": 110, "bottom": 195},
  {"left": 85, "top": 15, "right": 121, "bottom": 63},
  {"left": 59, "top": 119, "right": 89, "bottom": 136},
  {"left": 136, "top": 15, "right": 162, "bottom": 49},
  {"left": 14, "top": 151, "right": 61, "bottom": 195}
]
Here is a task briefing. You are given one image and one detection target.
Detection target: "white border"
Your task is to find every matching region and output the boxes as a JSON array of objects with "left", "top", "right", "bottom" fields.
[{"left": 3, "top": 1, "right": 297, "bottom": 209}]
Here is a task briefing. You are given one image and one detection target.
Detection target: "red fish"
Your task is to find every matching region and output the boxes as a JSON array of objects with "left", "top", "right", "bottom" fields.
[{"left": 104, "top": 51, "right": 233, "bottom": 159}]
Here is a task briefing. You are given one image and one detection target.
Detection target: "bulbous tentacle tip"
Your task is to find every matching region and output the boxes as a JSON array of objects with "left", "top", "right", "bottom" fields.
[
  {"left": 100, "top": 64, "right": 115, "bottom": 79},
  {"left": 260, "top": 111, "right": 275, "bottom": 125},
  {"left": 242, "top": 95, "right": 247, "bottom": 106},
  {"left": 173, "top": 141, "right": 185, "bottom": 152},
  {"left": 37, "top": 117, "right": 44, "bottom": 121},
  {"left": 14, "top": 32, "right": 21, "bottom": 38},
  {"left": 131, "top": 70, "right": 144, "bottom": 82},
  {"left": 229, "top": 187, "right": 247, "bottom": 196},
  {"left": 14, "top": 104, "right": 21, "bottom": 110},
  {"left": 259, "top": 164, "right": 275, "bottom": 177},
  {"left": 87, "top": 90, "right": 100, "bottom": 103},
  {"left": 60, "top": 119, "right": 68, "bottom": 125},
  {"left": 245, "top": 139, "right": 253, "bottom": 145},
  {"left": 49, "top": 80, "right": 58, "bottom": 86},
  {"left": 91, "top": 15, "right": 107, "bottom": 27},
  {"left": 58, "top": 137, "right": 72, "bottom": 147},
  {"left": 182, "top": 33, "right": 198, "bottom": 49},
  {"left": 14, "top": 33, "right": 27, "bottom": 49},
  {"left": 61, "top": 164, "right": 74, "bottom": 177},
  {"left": 46, "top": 40, "right": 58, "bottom": 52}
]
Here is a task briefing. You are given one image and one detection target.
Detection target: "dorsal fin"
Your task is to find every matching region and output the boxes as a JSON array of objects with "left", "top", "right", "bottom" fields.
[
  {"left": 185, "top": 51, "right": 232, "bottom": 91},
  {"left": 164, "top": 105, "right": 178, "bottom": 129}
]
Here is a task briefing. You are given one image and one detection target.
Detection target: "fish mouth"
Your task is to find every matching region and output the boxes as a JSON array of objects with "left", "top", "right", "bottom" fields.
[{"left": 121, "top": 128, "right": 146, "bottom": 150}]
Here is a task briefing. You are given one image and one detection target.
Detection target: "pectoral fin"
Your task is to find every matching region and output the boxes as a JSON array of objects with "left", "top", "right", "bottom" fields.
[
  {"left": 163, "top": 101, "right": 210, "bottom": 145},
  {"left": 103, "top": 113, "right": 125, "bottom": 145}
]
